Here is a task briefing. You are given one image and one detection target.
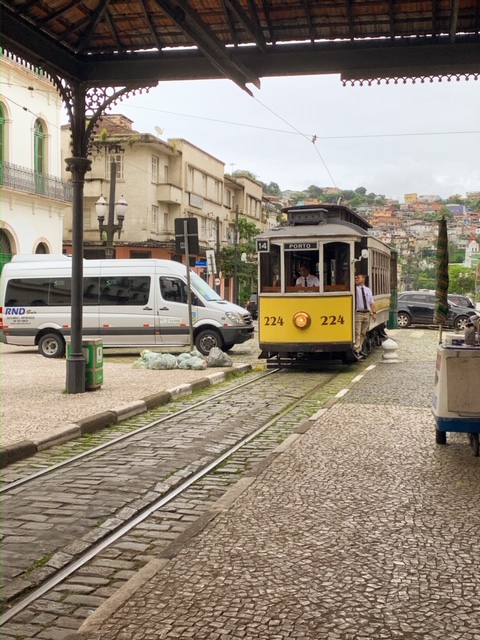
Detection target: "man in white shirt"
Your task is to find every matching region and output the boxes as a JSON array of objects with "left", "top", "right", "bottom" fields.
[
  {"left": 296, "top": 264, "right": 319, "bottom": 287},
  {"left": 353, "top": 273, "right": 377, "bottom": 358}
]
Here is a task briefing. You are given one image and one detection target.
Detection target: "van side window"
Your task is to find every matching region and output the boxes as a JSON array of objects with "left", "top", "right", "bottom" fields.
[
  {"left": 160, "top": 277, "right": 188, "bottom": 304},
  {"left": 83, "top": 278, "right": 99, "bottom": 306},
  {"left": 5, "top": 278, "right": 50, "bottom": 307},
  {"left": 99, "top": 276, "right": 150, "bottom": 305},
  {"left": 50, "top": 278, "right": 72, "bottom": 305}
]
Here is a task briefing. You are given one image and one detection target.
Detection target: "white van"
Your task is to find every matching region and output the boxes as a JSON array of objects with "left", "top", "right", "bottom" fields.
[{"left": 0, "top": 255, "right": 254, "bottom": 357}]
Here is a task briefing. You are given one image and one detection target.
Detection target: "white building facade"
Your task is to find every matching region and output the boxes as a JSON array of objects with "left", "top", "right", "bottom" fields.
[{"left": 0, "top": 52, "right": 71, "bottom": 269}]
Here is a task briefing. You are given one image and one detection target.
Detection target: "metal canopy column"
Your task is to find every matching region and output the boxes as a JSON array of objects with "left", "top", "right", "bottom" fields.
[{"left": 55, "top": 79, "right": 150, "bottom": 393}]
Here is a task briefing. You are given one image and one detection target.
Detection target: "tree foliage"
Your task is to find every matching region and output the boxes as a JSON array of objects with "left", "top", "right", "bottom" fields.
[
  {"left": 219, "top": 216, "right": 260, "bottom": 305},
  {"left": 449, "top": 264, "right": 475, "bottom": 294}
]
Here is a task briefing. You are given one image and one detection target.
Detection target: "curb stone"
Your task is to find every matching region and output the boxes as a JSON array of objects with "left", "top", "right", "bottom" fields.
[{"left": 0, "top": 364, "right": 252, "bottom": 469}]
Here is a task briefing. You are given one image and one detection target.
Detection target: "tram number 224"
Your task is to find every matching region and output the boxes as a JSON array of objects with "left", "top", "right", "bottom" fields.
[{"left": 263, "top": 315, "right": 346, "bottom": 326}]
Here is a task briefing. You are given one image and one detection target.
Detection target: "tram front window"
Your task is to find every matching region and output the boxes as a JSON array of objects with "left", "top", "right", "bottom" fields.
[
  {"left": 259, "top": 246, "right": 281, "bottom": 292},
  {"left": 286, "top": 250, "right": 319, "bottom": 291},
  {"left": 323, "top": 242, "right": 350, "bottom": 291}
]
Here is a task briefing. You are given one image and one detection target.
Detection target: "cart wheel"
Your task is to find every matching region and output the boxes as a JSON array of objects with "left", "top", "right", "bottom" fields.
[
  {"left": 435, "top": 429, "right": 447, "bottom": 445},
  {"left": 469, "top": 433, "right": 479, "bottom": 457}
]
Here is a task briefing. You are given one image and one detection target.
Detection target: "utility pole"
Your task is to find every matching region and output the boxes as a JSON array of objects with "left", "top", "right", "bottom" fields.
[
  {"left": 215, "top": 216, "right": 220, "bottom": 294},
  {"left": 233, "top": 205, "right": 239, "bottom": 305}
]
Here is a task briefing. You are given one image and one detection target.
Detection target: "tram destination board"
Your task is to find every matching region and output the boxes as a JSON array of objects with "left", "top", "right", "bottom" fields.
[{"left": 285, "top": 242, "right": 318, "bottom": 250}]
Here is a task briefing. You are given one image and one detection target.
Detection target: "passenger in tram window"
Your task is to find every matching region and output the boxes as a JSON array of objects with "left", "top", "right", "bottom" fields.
[{"left": 295, "top": 264, "right": 319, "bottom": 287}]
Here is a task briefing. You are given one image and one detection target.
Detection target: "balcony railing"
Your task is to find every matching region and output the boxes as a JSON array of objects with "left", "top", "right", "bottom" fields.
[{"left": 0, "top": 162, "right": 73, "bottom": 202}]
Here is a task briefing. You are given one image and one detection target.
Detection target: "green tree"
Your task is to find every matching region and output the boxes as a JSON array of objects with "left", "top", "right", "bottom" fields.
[
  {"left": 265, "top": 181, "right": 281, "bottom": 196},
  {"left": 355, "top": 186, "right": 367, "bottom": 195},
  {"left": 448, "top": 242, "right": 465, "bottom": 264},
  {"left": 449, "top": 265, "right": 475, "bottom": 294},
  {"left": 219, "top": 216, "right": 260, "bottom": 305},
  {"left": 305, "top": 184, "right": 324, "bottom": 199},
  {"left": 446, "top": 194, "right": 464, "bottom": 204},
  {"left": 232, "top": 169, "right": 258, "bottom": 181}
]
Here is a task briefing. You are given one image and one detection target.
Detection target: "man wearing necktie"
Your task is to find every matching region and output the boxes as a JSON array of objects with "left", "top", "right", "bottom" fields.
[
  {"left": 353, "top": 274, "right": 377, "bottom": 358},
  {"left": 295, "top": 264, "right": 319, "bottom": 288}
]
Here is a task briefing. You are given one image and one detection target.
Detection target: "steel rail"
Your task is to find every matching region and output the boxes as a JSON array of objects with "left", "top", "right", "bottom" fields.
[
  {"left": 1, "top": 369, "right": 280, "bottom": 493},
  {"left": 0, "top": 371, "right": 335, "bottom": 626}
]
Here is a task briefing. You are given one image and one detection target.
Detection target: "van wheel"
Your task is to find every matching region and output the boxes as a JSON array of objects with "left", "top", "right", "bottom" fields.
[
  {"left": 38, "top": 333, "right": 65, "bottom": 358},
  {"left": 195, "top": 329, "right": 223, "bottom": 356}
]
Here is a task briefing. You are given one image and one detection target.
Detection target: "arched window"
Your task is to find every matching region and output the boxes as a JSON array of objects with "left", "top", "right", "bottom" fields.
[
  {"left": 35, "top": 242, "right": 48, "bottom": 254},
  {"left": 0, "top": 229, "right": 13, "bottom": 275},
  {"left": 34, "top": 119, "right": 46, "bottom": 193}
]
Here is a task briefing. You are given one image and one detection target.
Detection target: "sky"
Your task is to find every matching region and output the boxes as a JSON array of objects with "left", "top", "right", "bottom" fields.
[{"left": 106, "top": 73, "right": 480, "bottom": 203}]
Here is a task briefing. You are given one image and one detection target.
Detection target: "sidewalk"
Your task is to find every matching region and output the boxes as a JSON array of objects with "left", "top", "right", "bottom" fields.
[{"left": 69, "top": 329, "right": 480, "bottom": 640}]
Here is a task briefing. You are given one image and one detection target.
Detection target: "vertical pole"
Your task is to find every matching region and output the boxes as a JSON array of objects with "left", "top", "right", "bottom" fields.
[
  {"left": 215, "top": 215, "right": 220, "bottom": 294},
  {"left": 233, "top": 205, "right": 239, "bottom": 305},
  {"left": 184, "top": 220, "right": 194, "bottom": 351},
  {"left": 105, "top": 161, "right": 116, "bottom": 259},
  {"left": 64, "top": 156, "right": 91, "bottom": 394}
]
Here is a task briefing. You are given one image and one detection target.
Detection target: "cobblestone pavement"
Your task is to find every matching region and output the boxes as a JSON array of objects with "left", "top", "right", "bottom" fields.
[{"left": 60, "top": 328, "right": 480, "bottom": 640}]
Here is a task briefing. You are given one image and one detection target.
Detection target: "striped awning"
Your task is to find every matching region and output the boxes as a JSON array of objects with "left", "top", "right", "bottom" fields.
[{"left": 434, "top": 217, "right": 449, "bottom": 326}]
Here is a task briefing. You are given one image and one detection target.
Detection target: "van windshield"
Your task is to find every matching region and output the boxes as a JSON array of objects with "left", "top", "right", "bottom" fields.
[{"left": 190, "top": 272, "right": 222, "bottom": 302}]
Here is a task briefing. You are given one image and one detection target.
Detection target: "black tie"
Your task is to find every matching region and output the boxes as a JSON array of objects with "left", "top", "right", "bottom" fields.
[
  {"left": 304, "top": 277, "right": 308, "bottom": 286},
  {"left": 361, "top": 286, "right": 368, "bottom": 310}
]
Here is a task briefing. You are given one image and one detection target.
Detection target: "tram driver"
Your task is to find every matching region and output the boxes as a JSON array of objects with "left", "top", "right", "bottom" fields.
[{"left": 295, "top": 264, "right": 320, "bottom": 288}]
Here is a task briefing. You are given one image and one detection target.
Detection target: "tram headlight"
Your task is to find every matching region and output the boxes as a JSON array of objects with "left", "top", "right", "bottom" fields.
[{"left": 293, "top": 312, "right": 311, "bottom": 329}]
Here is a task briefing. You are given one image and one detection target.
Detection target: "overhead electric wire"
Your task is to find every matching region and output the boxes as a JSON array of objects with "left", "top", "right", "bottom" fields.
[
  {"left": 121, "top": 102, "right": 480, "bottom": 141},
  {"left": 251, "top": 94, "right": 338, "bottom": 188}
]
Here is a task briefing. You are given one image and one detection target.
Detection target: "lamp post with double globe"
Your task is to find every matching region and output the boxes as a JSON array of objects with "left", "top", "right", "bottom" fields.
[{"left": 95, "top": 161, "right": 127, "bottom": 259}]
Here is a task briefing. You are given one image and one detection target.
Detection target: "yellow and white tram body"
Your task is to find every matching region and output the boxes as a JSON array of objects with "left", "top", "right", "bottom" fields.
[{"left": 256, "top": 204, "right": 394, "bottom": 362}]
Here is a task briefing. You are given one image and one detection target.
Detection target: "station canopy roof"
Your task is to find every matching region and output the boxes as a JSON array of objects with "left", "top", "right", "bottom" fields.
[{"left": 1, "top": 0, "right": 479, "bottom": 92}]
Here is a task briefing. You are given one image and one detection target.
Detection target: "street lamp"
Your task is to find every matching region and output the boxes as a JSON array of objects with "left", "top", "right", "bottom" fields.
[{"left": 95, "top": 161, "right": 127, "bottom": 259}]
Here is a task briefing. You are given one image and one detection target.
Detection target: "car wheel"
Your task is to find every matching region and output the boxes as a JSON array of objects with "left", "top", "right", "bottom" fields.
[
  {"left": 397, "top": 312, "right": 411, "bottom": 328},
  {"left": 223, "top": 343, "right": 234, "bottom": 351},
  {"left": 454, "top": 315, "right": 469, "bottom": 331},
  {"left": 195, "top": 329, "right": 224, "bottom": 356},
  {"left": 38, "top": 332, "right": 66, "bottom": 358}
]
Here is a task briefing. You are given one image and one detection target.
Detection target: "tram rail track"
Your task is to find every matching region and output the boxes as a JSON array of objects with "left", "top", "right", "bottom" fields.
[
  {"left": 1, "top": 369, "right": 279, "bottom": 494},
  {"left": 0, "top": 362, "right": 370, "bottom": 637}
]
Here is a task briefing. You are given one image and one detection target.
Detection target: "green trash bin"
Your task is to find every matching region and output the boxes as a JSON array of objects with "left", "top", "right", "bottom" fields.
[{"left": 67, "top": 338, "right": 103, "bottom": 390}]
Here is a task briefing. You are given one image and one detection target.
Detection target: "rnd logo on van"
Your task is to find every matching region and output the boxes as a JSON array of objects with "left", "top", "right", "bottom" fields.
[{"left": 6, "top": 308, "right": 26, "bottom": 315}]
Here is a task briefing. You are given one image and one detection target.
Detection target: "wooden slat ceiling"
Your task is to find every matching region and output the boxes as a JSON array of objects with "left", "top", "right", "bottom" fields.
[{"left": 1, "top": 0, "right": 479, "bottom": 91}]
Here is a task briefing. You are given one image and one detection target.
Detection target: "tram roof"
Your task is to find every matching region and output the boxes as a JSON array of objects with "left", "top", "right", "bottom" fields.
[
  {"left": 281, "top": 204, "right": 372, "bottom": 231},
  {"left": 260, "top": 220, "right": 369, "bottom": 240}
]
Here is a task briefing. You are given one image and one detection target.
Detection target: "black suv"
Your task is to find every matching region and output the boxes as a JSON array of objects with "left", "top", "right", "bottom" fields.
[
  {"left": 246, "top": 292, "right": 258, "bottom": 319},
  {"left": 397, "top": 291, "right": 478, "bottom": 330},
  {"left": 448, "top": 293, "right": 475, "bottom": 309}
]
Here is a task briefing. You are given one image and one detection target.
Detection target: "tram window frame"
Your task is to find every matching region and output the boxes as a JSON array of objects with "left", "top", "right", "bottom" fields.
[
  {"left": 259, "top": 245, "right": 281, "bottom": 293},
  {"left": 286, "top": 250, "right": 319, "bottom": 291},
  {"left": 370, "top": 249, "right": 390, "bottom": 295},
  {"left": 322, "top": 241, "right": 350, "bottom": 291}
]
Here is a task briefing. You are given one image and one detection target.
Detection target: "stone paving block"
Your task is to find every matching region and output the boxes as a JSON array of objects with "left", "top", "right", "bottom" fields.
[{"left": 64, "top": 595, "right": 106, "bottom": 607}]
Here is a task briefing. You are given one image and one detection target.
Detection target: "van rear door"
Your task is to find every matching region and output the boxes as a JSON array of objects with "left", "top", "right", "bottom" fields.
[
  {"left": 156, "top": 275, "right": 199, "bottom": 347},
  {"left": 98, "top": 264, "right": 154, "bottom": 347}
]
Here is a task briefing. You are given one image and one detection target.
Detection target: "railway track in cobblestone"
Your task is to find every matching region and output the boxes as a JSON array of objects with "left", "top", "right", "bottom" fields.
[
  {"left": 1, "top": 369, "right": 281, "bottom": 494},
  {"left": 0, "top": 362, "right": 370, "bottom": 638}
]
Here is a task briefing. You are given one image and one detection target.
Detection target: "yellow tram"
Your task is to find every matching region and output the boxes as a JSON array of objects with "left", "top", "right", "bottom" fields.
[{"left": 256, "top": 204, "right": 396, "bottom": 363}]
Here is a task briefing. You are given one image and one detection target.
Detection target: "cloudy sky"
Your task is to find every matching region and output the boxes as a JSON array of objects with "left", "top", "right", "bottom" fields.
[{"left": 114, "top": 73, "right": 480, "bottom": 203}]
